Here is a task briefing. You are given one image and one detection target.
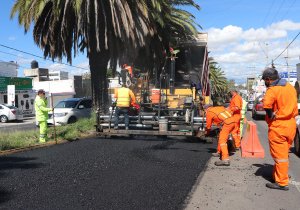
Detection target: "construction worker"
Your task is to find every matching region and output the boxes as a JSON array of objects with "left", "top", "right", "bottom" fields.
[
  {"left": 240, "top": 98, "right": 248, "bottom": 136},
  {"left": 114, "top": 84, "right": 136, "bottom": 130},
  {"left": 123, "top": 64, "right": 133, "bottom": 77},
  {"left": 228, "top": 89, "right": 243, "bottom": 149},
  {"left": 34, "top": 89, "right": 53, "bottom": 143},
  {"left": 262, "top": 67, "right": 298, "bottom": 190},
  {"left": 205, "top": 104, "right": 239, "bottom": 166}
]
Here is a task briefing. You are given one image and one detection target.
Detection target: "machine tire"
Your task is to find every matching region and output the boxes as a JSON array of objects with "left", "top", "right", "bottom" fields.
[
  {"left": 294, "top": 130, "right": 300, "bottom": 157},
  {"left": 68, "top": 116, "right": 77, "bottom": 124},
  {"left": 0, "top": 115, "right": 8, "bottom": 123}
]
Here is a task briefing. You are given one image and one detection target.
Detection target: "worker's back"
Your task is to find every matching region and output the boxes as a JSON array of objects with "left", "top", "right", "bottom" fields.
[{"left": 264, "top": 80, "right": 298, "bottom": 122}]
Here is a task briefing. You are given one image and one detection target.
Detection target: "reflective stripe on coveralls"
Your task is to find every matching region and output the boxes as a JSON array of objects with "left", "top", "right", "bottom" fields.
[
  {"left": 263, "top": 79, "right": 298, "bottom": 186},
  {"left": 229, "top": 93, "right": 243, "bottom": 148},
  {"left": 206, "top": 106, "right": 237, "bottom": 160}
]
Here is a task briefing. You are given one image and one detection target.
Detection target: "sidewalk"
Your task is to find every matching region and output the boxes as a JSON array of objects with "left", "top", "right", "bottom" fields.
[{"left": 185, "top": 119, "right": 300, "bottom": 210}]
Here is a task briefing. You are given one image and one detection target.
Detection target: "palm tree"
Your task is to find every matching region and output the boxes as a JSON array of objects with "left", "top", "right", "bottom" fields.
[
  {"left": 10, "top": 0, "right": 200, "bottom": 114},
  {"left": 209, "top": 60, "right": 228, "bottom": 101}
]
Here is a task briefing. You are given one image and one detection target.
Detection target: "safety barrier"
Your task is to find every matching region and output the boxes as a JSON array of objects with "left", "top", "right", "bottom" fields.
[{"left": 241, "top": 121, "right": 265, "bottom": 158}]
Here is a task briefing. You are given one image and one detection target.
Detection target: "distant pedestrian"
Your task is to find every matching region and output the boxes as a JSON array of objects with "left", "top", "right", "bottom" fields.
[
  {"left": 34, "top": 89, "right": 53, "bottom": 143},
  {"left": 228, "top": 89, "right": 243, "bottom": 149},
  {"left": 262, "top": 67, "right": 298, "bottom": 191}
]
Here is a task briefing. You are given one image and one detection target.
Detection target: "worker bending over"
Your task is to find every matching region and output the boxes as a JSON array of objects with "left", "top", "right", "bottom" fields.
[
  {"left": 228, "top": 89, "right": 243, "bottom": 149},
  {"left": 262, "top": 67, "right": 298, "bottom": 191},
  {"left": 205, "top": 104, "right": 239, "bottom": 166},
  {"left": 114, "top": 84, "right": 136, "bottom": 130}
]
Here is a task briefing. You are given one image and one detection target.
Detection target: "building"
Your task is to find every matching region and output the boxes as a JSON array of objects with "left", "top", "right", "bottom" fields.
[
  {"left": 0, "top": 76, "right": 35, "bottom": 116},
  {"left": 49, "top": 70, "right": 69, "bottom": 81},
  {"left": 0, "top": 61, "right": 18, "bottom": 77},
  {"left": 23, "top": 60, "right": 49, "bottom": 82}
]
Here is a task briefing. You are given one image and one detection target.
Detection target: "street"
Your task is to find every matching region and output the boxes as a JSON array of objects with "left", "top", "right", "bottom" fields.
[
  {"left": 0, "top": 118, "right": 36, "bottom": 133},
  {"left": 0, "top": 112, "right": 300, "bottom": 210}
]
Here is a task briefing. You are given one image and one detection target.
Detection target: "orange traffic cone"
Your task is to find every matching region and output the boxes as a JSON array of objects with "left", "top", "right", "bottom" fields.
[{"left": 241, "top": 121, "right": 265, "bottom": 158}]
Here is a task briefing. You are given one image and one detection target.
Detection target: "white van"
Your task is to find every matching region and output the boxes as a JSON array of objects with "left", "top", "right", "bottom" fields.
[{"left": 47, "top": 98, "right": 92, "bottom": 125}]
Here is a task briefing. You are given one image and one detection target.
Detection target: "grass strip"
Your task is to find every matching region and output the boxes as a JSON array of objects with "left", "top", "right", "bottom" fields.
[{"left": 0, "top": 116, "right": 96, "bottom": 151}]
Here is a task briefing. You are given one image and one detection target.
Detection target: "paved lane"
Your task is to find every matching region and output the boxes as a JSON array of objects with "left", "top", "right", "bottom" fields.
[{"left": 0, "top": 136, "right": 216, "bottom": 210}]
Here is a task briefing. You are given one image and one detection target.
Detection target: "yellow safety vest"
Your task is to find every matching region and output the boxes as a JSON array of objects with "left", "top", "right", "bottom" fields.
[{"left": 117, "top": 88, "right": 130, "bottom": 107}]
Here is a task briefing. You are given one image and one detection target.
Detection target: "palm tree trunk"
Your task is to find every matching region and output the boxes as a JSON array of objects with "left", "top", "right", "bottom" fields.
[{"left": 89, "top": 51, "right": 109, "bottom": 115}]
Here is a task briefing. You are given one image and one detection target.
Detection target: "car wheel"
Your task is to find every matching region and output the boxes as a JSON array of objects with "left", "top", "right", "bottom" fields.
[
  {"left": 0, "top": 115, "right": 8, "bottom": 123},
  {"left": 295, "top": 130, "right": 300, "bottom": 157},
  {"left": 68, "top": 116, "right": 77, "bottom": 124}
]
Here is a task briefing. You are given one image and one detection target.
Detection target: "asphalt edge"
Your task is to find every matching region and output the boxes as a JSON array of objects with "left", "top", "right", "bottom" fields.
[
  {"left": 0, "top": 131, "right": 98, "bottom": 156},
  {"left": 181, "top": 156, "right": 214, "bottom": 209}
]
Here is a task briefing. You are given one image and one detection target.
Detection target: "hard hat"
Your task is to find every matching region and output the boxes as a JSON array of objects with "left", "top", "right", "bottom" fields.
[
  {"left": 37, "top": 89, "right": 45, "bottom": 95},
  {"left": 262, "top": 67, "right": 279, "bottom": 80}
]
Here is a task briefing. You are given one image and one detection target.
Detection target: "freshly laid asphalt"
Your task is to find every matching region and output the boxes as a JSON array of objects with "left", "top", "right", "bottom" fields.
[{"left": 0, "top": 136, "right": 216, "bottom": 210}]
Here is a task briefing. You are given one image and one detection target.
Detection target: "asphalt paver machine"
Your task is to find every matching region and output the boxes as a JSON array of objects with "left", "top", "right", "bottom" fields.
[{"left": 96, "top": 33, "right": 210, "bottom": 139}]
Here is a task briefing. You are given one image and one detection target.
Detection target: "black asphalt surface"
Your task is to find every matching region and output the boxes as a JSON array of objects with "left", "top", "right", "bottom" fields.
[{"left": 0, "top": 136, "right": 216, "bottom": 210}]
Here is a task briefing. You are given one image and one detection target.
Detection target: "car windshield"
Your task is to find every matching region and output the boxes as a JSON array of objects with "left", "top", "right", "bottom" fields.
[{"left": 55, "top": 100, "right": 79, "bottom": 108}]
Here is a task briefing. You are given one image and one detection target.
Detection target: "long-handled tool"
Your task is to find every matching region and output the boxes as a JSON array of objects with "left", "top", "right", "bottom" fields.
[{"left": 51, "top": 94, "right": 57, "bottom": 144}]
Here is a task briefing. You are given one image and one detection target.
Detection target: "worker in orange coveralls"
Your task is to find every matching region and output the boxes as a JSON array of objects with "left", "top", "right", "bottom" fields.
[
  {"left": 204, "top": 104, "right": 239, "bottom": 166},
  {"left": 228, "top": 89, "right": 243, "bottom": 150},
  {"left": 262, "top": 67, "right": 298, "bottom": 191}
]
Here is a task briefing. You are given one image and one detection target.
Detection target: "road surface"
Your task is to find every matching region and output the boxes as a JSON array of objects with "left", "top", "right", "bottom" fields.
[{"left": 0, "top": 136, "right": 215, "bottom": 209}]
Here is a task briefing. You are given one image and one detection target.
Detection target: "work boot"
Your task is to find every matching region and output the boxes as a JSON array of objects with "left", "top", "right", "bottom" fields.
[
  {"left": 211, "top": 152, "right": 220, "bottom": 157},
  {"left": 266, "top": 182, "right": 289, "bottom": 191},
  {"left": 214, "top": 160, "right": 230, "bottom": 166}
]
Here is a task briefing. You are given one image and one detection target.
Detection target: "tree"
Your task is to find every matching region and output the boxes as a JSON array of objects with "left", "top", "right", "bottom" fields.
[
  {"left": 11, "top": 0, "right": 200, "bottom": 114},
  {"left": 209, "top": 60, "right": 228, "bottom": 101}
]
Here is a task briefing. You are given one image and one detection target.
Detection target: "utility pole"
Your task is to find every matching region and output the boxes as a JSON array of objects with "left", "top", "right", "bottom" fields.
[
  {"left": 284, "top": 40, "right": 289, "bottom": 83},
  {"left": 266, "top": 42, "right": 269, "bottom": 67}
]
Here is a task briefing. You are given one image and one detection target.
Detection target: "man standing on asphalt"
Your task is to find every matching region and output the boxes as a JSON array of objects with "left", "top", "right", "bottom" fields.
[
  {"left": 34, "top": 89, "right": 53, "bottom": 143},
  {"left": 228, "top": 89, "right": 243, "bottom": 149},
  {"left": 205, "top": 104, "right": 239, "bottom": 166},
  {"left": 114, "top": 84, "right": 136, "bottom": 130},
  {"left": 262, "top": 67, "right": 298, "bottom": 191}
]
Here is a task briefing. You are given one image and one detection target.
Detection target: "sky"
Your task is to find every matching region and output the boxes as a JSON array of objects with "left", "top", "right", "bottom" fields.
[{"left": 1, "top": 0, "right": 300, "bottom": 84}]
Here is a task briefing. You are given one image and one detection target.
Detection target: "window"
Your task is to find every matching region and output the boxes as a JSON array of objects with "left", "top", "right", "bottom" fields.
[
  {"left": 55, "top": 100, "right": 79, "bottom": 108},
  {"left": 78, "top": 99, "right": 92, "bottom": 108}
]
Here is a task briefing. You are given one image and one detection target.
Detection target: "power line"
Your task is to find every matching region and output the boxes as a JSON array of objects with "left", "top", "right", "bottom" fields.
[
  {"left": 272, "top": 31, "right": 300, "bottom": 63},
  {"left": 0, "top": 44, "right": 89, "bottom": 71}
]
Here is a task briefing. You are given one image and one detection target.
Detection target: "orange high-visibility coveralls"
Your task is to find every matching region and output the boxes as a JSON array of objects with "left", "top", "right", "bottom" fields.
[
  {"left": 206, "top": 106, "right": 238, "bottom": 160},
  {"left": 263, "top": 80, "right": 298, "bottom": 186},
  {"left": 229, "top": 92, "right": 243, "bottom": 148}
]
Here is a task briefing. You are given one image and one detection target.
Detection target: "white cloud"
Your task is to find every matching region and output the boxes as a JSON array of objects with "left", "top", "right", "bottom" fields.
[{"left": 207, "top": 20, "right": 300, "bottom": 83}]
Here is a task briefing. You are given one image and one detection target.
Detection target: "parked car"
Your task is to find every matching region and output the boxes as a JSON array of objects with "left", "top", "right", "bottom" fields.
[
  {"left": 0, "top": 104, "right": 23, "bottom": 123},
  {"left": 247, "top": 100, "right": 254, "bottom": 111},
  {"left": 47, "top": 98, "right": 92, "bottom": 125},
  {"left": 252, "top": 95, "right": 265, "bottom": 120},
  {"left": 294, "top": 116, "right": 300, "bottom": 157}
]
